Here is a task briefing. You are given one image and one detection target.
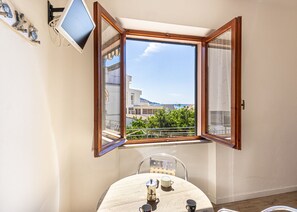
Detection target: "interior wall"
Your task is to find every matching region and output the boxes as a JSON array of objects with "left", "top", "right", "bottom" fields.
[
  {"left": 0, "top": 0, "right": 59, "bottom": 211},
  {"left": 214, "top": 0, "right": 297, "bottom": 203},
  {"left": 99, "top": 0, "right": 297, "bottom": 204},
  {"left": 48, "top": 0, "right": 120, "bottom": 211},
  {"left": 0, "top": 0, "right": 120, "bottom": 211}
]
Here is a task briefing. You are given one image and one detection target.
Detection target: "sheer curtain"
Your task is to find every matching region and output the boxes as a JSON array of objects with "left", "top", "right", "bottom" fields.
[{"left": 207, "top": 29, "right": 231, "bottom": 137}]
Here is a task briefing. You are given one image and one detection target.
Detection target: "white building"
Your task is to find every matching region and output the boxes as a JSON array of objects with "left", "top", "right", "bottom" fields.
[
  {"left": 126, "top": 75, "right": 163, "bottom": 122},
  {"left": 126, "top": 75, "right": 142, "bottom": 108},
  {"left": 105, "top": 64, "right": 163, "bottom": 127}
]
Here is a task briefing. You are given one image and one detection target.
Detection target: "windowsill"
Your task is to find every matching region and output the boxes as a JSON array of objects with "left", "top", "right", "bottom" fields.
[{"left": 119, "top": 139, "right": 212, "bottom": 149}]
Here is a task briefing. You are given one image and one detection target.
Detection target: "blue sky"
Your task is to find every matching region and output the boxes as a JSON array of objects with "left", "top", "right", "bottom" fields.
[{"left": 126, "top": 39, "right": 196, "bottom": 104}]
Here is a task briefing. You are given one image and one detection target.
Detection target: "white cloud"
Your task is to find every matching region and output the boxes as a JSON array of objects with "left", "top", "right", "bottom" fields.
[{"left": 141, "top": 43, "right": 165, "bottom": 57}]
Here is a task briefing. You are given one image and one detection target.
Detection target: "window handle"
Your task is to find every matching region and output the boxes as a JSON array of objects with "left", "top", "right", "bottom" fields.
[{"left": 241, "top": 100, "right": 245, "bottom": 110}]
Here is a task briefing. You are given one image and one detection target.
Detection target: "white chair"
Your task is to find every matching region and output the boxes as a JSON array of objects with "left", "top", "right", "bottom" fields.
[
  {"left": 218, "top": 209, "right": 238, "bottom": 212},
  {"left": 261, "top": 206, "right": 297, "bottom": 212},
  {"left": 136, "top": 153, "right": 188, "bottom": 181}
]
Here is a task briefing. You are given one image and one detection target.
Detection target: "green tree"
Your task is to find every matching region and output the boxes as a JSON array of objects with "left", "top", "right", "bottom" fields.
[
  {"left": 131, "top": 116, "right": 147, "bottom": 128},
  {"left": 147, "top": 109, "right": 173, "bottom": 128},
  {"left": 127, "top": 107, "right": 195, "bottom": 139},
  {"left": 126, "top": 117, "right": 148, "bottom": 138}
]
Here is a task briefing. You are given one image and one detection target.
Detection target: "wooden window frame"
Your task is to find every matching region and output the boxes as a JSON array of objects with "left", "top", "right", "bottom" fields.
[
  {"left": 93, "top": 2, "right": 126, "bottom": 157},
  {"left": 93, "top": 1, "right": 242, "bottom": 157},
  {"left": 201, "top": 17, "right": 242, "bottom": 150},
  {"left": 124, "top": 33, "right": 203, "bottom": 145}
]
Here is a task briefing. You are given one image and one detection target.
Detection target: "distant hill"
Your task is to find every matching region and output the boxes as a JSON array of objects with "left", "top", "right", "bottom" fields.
[
  {"left": 162, "top": 104, "right": 193, "bottom": 110},
  {"left": 140, "top": 98, "right": 160, "bottom": 105},
  {"left": 140, "top": 98, "right": 193, "bottom": 109}
]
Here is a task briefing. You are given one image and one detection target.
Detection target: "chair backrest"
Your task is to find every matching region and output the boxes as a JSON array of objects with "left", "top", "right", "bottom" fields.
[
  {"left": 261, "top": 206, "right": 297, "bottom": 212},
  {"left": 218, "top": 208, "right": 238, "bottom": 212},
  {"left": 137, "top": 153, "right": 188, "bottom": 181}
]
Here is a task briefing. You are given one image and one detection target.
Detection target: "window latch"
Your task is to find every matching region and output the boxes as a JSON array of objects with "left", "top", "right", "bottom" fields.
[{"left": 241, "top": 100, "right": 245, "bottom": 110}]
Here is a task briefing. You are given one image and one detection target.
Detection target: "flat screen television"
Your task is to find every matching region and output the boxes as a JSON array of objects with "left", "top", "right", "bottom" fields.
[{"left": 56, "top": 0, "right": 95, "bottom": 53}]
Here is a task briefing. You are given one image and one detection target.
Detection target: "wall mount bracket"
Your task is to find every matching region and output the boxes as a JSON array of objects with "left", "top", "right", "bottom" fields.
[{"left": 47, "top": 1, "right": 64, "bottom": 24}]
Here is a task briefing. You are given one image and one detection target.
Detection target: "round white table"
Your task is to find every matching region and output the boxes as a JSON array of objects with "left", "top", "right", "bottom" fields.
[{"left": 97, "top": 173, "right": 214, "bottom": 212}]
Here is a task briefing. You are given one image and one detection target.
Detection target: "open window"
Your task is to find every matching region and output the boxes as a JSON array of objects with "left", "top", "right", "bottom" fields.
[
  {"left": 201, "top": 17, "right": 242, "bottom": 149},
  {"left": 124, "top": 38, "right": 199, "bottom": 144},
  {"left": 94, "top": 1, "right": 242, "bottom": 157},
  {"left": 93, "top": 2, "right": 126, "bottom": 157}
]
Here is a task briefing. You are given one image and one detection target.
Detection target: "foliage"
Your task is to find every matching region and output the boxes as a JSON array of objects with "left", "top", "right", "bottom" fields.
[{"left": 126, "top": 107, "right": 195, "bottom": 139}]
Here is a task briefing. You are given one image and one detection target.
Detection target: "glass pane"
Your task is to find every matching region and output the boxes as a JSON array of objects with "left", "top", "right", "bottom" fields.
[
  {"left": 101, "top": 18, "right": 121, "bottom": 145},
  {"left": 126, "top": 39, "right": 196, "bottom": 140},
  {"left": 207, "top": 29, "right": 231, "bottom": 139}
]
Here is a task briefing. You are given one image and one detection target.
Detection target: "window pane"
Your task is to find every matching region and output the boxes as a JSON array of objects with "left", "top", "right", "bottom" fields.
[
  {"left": 207, "top": 29, "right": 231, "bottom": 139},
  {"left": 126, "top": 39, "right": 196, "bottom": 140},
  {"left": 101, "top": 18, "right": 121, "bottom": 145}
]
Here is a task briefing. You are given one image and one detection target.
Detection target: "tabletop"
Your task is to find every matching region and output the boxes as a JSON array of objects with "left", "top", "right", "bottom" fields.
[{"left": 97, "top": 173, "right": 214, "bottom": 212}]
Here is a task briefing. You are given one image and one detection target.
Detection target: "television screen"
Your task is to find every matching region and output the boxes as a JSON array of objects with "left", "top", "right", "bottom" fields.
[{"left": 56, "top": 0, "right": 95, "bottom": 53}]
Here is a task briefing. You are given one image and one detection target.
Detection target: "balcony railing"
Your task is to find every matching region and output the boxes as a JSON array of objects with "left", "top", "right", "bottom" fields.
[
  {"left": 106, "top": 121, "right": 231, "bottom": 140},
  {"left": 127, "top": 127, "right": 196, "bottom": 140},
  {"left": 105, "top": 119, "right": 120, "bottom": 132},
  {"left": 127, "top": 126, "right": 231, "bottom": 140},
  {"left": 208, "top": 127, "right": 231, "bottom": 135}
]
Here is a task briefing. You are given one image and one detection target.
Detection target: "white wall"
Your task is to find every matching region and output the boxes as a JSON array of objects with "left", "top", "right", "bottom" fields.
[
  {"left": 0, "top": 0, "right": 120, "bottom": 211},
  {"left": 0, "top": 0, "right": 59, "bottom": 211},
  {"left": 100, "top": 0, "right": 297, "bottom": 204},
  {"left": 48, "top": 0, "right": 120, "bottom": 211}
]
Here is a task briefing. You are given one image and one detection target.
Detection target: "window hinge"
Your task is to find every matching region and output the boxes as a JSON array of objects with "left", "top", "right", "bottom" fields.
[{"left": 241, "top": 100, "right": 245, "bottom": 110}]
